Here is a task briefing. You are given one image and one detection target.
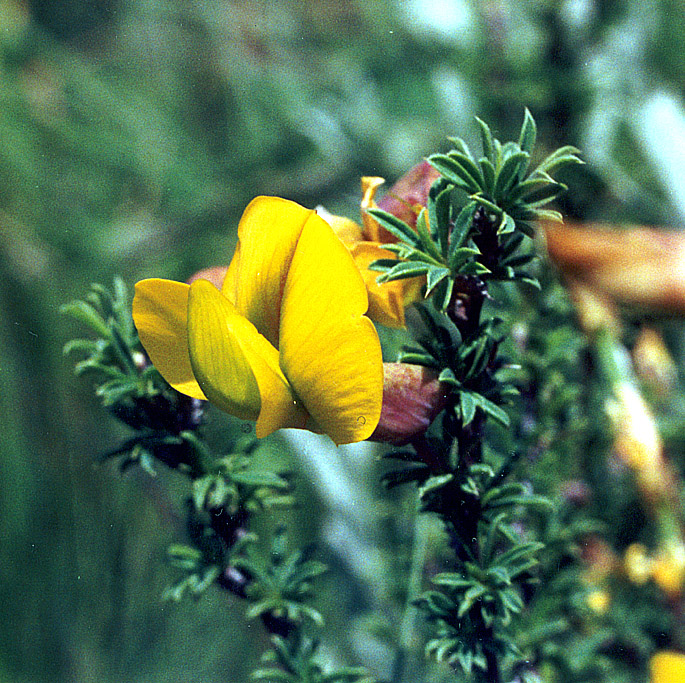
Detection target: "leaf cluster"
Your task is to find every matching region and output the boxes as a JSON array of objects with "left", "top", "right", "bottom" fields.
[
  {"left": 367, "top": 110, "right": 582, "bottom": 310},
  {"left": 61, "top": 279, "right": 203, "bottom": 442},
  {"left": 236, "top": 527, "right": 328, "bottom": 629},
  {"left": 417, "top": 463, "right": 551, "bottom": 676},
  {"left": 253, "top": 632, "right": 373, "bottom": 683},
  {"left": 397, "top": 300, "right": 517, "bottom": 436}
]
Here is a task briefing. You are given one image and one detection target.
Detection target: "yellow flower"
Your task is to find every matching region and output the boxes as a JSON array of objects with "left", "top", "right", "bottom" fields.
[
  {"left": 325, "top": 162, "right": 440, "bottom": 328},
  {"left": 650, "top": 651, "right": 685, "bottom": 683},
  {"left": 132, "top": 196, "right": 383, "bottom": 445}
]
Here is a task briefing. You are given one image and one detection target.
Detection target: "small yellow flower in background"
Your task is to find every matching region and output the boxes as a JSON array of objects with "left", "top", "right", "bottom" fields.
[
  {"left": 624, "top": 543, "right": 653, "bottom": 586},
  {"left": 132, "top": 196, "right": 383, "bottom": 445},
  {"left": 623, "top": 541, "right": 685, "bottom": 597},
  {"left": 650, "top": 651, "right": 685, "bottom": 683},
  {"left": 652, "top": 542, "right": 685, "bottom": 597},
  {"left": 324, "top": 161, "right": 440, "bottom": 328},
  {"left": 585, "top": 588, "right": 610, "bottom": 615},
  {"left": 633, "top": 327, "right": 678, "bottom": 395}
]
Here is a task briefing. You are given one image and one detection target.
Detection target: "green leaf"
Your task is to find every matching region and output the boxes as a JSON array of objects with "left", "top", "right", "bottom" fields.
[
  {"left": 376, "top": 261, "right": 431, "bottom": 282},
  {"left": 472, "top": 394, "right": 510, "bottom": 427},
  {"left": 496, "top": 542, "right": 545, "bottom": 570},
  {"left": 367, "top": 257, "right": 399, "bottom": 272},
  {"left": 447, "top": 150, "right": 484, "bottom": 189},
  {"left": 62, "top": 338, "right": 102, "bottom": 356},
  {"left": 505, "top": 172, "right": 555, "bottom": 203},
  {"left": 470, "top": 194, "right": 503, "bottom": 216},
  {"left": 498, "top": 213, "right": 516, "bottom": 235},
  {"left": 396, "top": 351, "right": 439, "bottom": 367},
  {"left": 448, "top": 247, "right": 480, "bottom": 273},
  {"left": 419, "top": 473, "right": 455, "bottom": 497},
  {"left": 432, "top": 572, "right": 472, "bottom": 589},
  {"left": 60, "top": 300, "right": 110, "bottom": 338},
  {"left": 460, "top": 391, "right": 477, "bottom": 426},
  {"left": 476, "top": 117, "right": 495, "bottom": 162},
  {"left": 428, "top": 180, "right": 453, "bottom": 257},
  {"left": 438, "top": 367, "right": 460, "bottom": 388},
  {"left": 458, "top": 584, "right": 488, "bottom": 617},
  {"left": 426, "top": 266, "right": 450, "bottom": 296},
  {"left": 518, "top": 108, "right": 537, "bottom": 158},
  {"left": 365, "top": 208, "right": 419, "bottom": 246},
  {"left": 529, "top": 208, "right": 563, "bottom": 222},
  {"left": 428, "top": 154, "right": 481, "bottom": 193},
  {"left": 167, "top": 544, "right": 202, "bottom": 570},
  {"left": 382, "top": 464, "right": 430, "bottom": 489},
  {"left": 446, "top": 135, "right": 475, "bottom": 161},
  {"left": 494, "top": 151, "right": 529, "bottom": 201},
  {"left": 436, "top": 276, "right": 455, "bottom": 312},
  {"left": 533, "top": 145, "right": 583, "bottom": 176},
  {"left": 416, "top": 208, "right": 445, "bottom": 262},
  {"left": 460, "top": 261, "right": 491, "bottom": 276},
  {"left": 479, "top": 158, "right": 496, "bottom": 194},
  {"left": 449, "top": 201, "right": 478, "bottom": 254},
  {"left": 251, "top": 668, "right": 294, "bottom": 682},
  {"left": 515, "top": 221, "right": 536, "bottom": 238}
]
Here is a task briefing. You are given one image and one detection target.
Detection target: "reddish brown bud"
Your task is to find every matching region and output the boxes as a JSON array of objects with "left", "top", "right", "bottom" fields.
[
  {"left": 371, "top": 362, "right": 449, "bottom": 445},
  {"left": 376, "top": 161, "right": 441, "bottom": 230},
  {"left": 187, "top": 266, "right": 229, "bottom": 289}
]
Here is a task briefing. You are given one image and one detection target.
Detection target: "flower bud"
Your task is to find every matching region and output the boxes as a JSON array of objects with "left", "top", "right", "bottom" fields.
[
  {"left": 371, "top": 362, "right": 449, "bottom": 445},
  {"left": 187, "top": 266, "right": 229, "bottom": 290},
  {"left": 375, "top": 160, "right": 441, "bottom": 230}
]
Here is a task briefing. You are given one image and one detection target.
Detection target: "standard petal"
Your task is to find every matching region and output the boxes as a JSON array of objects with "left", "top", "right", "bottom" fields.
[
  {"left": 132, "top": 278, "right": 206, "bottom": 400},
  {"left": 349, "top": 241, "right": 424, "bottom": 328},
  {"left": 226, "top": 196, "right": 313, "bottom": 347},
  {"left": 187, "top": 279, "right": 307, "bottom": 436},
  {"left": 279, "top": 214, "right": 383, "bottom": 445}
]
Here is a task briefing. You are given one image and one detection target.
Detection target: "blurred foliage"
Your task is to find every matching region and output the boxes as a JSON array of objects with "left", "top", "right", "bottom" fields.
[{"left": 2, "top": 0, "right": 685, "bottom": 681}]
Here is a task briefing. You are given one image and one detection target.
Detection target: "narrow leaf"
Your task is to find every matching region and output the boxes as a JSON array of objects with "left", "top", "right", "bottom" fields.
[
  {"left": 494, "top": 151, "right": 529, "bottom": 201},
  {"left": 447, "top": 150, "right": 484, "bottom": 189},
  {"left": 416, "top": 208, "right": 445, "bottom": 262},
  {"left": 498, "top": 213, "right": 516, "bottom": 235},
  {"left": 449, "top": 201, "right": 478, "bottom": 255},
  {"left": 429, "top": 181, "right": 453, "bottom": 257},
  {"left": 533, "top": 145, "right": 583, "bottom": 176},
  {"left": 472, "top": 394, "right": 510, "bottom": 427},
  {"left": 479, "top": 158, "right": 496, "bottom": 194},
  {"left": 365, "top": 208, "right": 420, "bottom": 246},
  {"left": 60, "top": 301, "right": 110, "bottom": 338},
  {"left": 518, "top": 108, "right": 537, "bottom": 156},
  {"left": 377, "top": 261, "right": 431, "bottom": 283},
  {"left": 426, "top": 266, "right": 450, "bottom": 296},
  {"left": 476, "top": 117, "right": 495, "bottom": 161},
  {"left": 429, "top": 154, "right": 481, "bottom": 193},
  {"left": 460, "top": 391, "right": 477, "bottom": 426},
  {"left": 446, "top": 135, "right": 475, "bottom": 161}
]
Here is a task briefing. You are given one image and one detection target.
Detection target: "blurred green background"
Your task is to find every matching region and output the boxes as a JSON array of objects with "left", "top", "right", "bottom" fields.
[{"left": 1, "top": 0, "right": 684, "bottom": 681}]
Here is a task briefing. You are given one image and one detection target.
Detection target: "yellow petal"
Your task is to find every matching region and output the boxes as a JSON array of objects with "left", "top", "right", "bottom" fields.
[
  {"left": 326, "top": 213, "right": 364, "bottom": 246},
  {"left": 225, "top": 196, "right": 312, "bottom": 347},
  {"left": 650, "top": 651, "right": 685, "bottom": 683},
  {"left": 279, "top": 213, "right": 383, "bottom": 444},
  {"left": 350, "top": 241, "right": 424, "bottom": 328},
  {"left": 132, "top": 278, "right": 206, "bottom": 400},
  {"left": 360, "top": 176, "right": 388, "bottom": 243},
  {"left": 187, "top": 279, "right": 307, "bottom": 436}
]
